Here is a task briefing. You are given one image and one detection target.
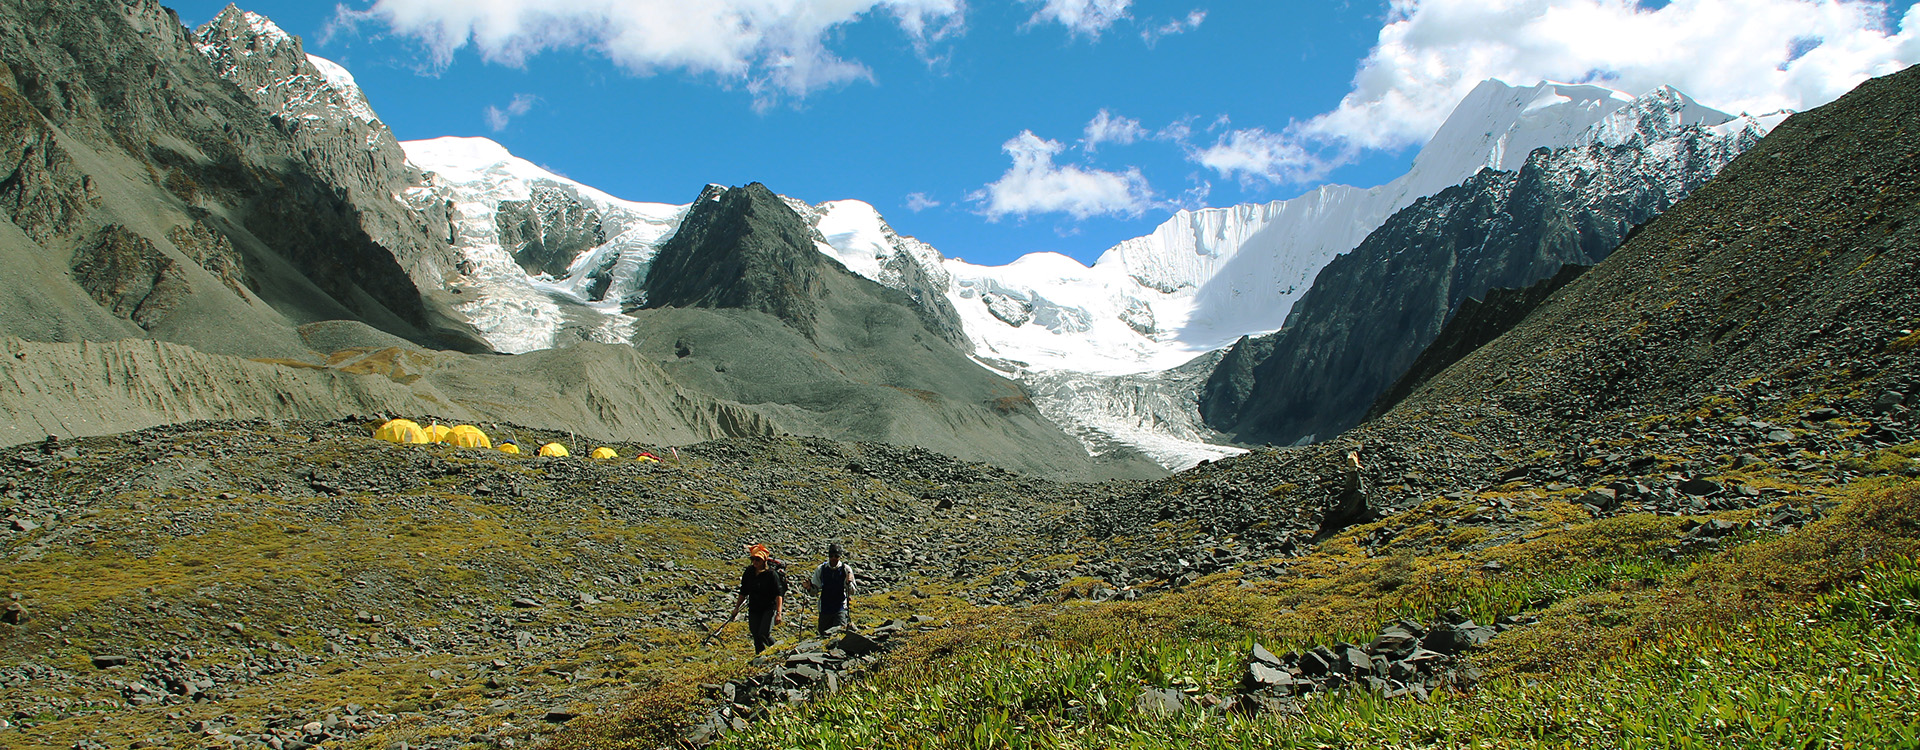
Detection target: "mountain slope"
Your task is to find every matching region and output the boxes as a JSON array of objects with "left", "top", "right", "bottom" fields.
[
  {"left": 0, "top": 0, "right": 488, "bottom": 358},
  {"left": 641, "top": 184, "right": 832, "bottom": 337},
  {"left": 940, "top": 81, "right": 1645, "bottom": 376},
  {"left": 1083, "top": 62, "right": 1920, "bottom": 548},
  {"left": 630, "top": 183, "right": 1165, "bottom": 480},
  {"left": 1391, "top": 64, "right": 1920, "bottom": 438},
  {"left": 1205, "top": 87, "right": 1773, "bottom": 446}
]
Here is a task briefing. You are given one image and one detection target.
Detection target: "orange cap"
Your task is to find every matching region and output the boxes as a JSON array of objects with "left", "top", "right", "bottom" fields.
[{"left": 747, "top": 544, "right": 771, "bottom": 560}]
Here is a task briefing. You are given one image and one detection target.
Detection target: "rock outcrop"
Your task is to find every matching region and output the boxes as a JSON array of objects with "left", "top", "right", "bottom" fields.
[
  {"left": 1367, "top": 263, "right": 1589, "bottom": 419},
  {"left": 642, "top": 184, "right": 832, "bottom": 337},
  {"left": 1203, "top": 88, "right": 1770, "bottom": 446}
]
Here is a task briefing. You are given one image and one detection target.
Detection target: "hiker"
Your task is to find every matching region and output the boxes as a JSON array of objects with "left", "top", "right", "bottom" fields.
[
  {"left": 802, "top": 542, "right": 857, "bottom": 635},
  {"left": 720, "top": 544, "right": 787, "bottom": 654},
  {"left": 1317, "top": 449, "right": 1377, "bottom": 537}
]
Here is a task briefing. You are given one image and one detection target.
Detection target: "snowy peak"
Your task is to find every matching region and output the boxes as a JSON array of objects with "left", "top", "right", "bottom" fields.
[
  {"left": 802, "top": 201, "right": 969, "bottom": 347},
  {"left": 1412, "top": 80, "right": 1634, "bottom": 195},
  {"left": 195, "top": 6, "right": 382, "bottom": 129},
  {"left": 304, "top": 54, "right": 381, "bottom": 125},
  {"left": 1589, "top": 85, "right": 1735, "bottom": 148},
  {"left": 925, "top": 78, "right": 1770, "bottom": 379}
]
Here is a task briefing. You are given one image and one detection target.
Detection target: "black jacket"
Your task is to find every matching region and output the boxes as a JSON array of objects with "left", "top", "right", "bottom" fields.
[{"left": 739, "top": 564, "right": 788, "bottom": 611}]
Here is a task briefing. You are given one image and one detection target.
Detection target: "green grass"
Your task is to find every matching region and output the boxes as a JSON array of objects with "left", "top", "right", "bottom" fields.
[{"left": 655, "top": 480, "right": 1920, "bottom": 750}]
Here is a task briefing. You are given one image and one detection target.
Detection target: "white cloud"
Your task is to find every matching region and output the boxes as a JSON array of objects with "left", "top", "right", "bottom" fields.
[
  {"left": 971, "top": 131, "right": 1153, "bottom": 220},
  {"left": 331, "top": 0, "right": 966, "bottom": 107},
  {"left": 1025, "top": 0, "right": 1132, "bottom": 36},
  {"left": 484, "top": 93, "right": 538, "bottom": 132},
  {"left": 1141, "top": 9, "right": 1206, "bottom": 46},
  {"left": 1082, "top": 109, "right": 1147, "bottom": 151},
  {"left": 1194, "top": 127, "right": 1340, "bottom": 186},
  {"left": 905, "top": 192, "right": 942, "bottom": 211},
  {"left": 1204, "top": 0, "right": 1919, "bottom": 186}
]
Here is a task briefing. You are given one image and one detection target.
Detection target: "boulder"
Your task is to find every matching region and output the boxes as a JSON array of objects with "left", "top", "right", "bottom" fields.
[
  {"left": 1134, "top": 688, "right": 1187, "bottom": 716},
  {"left": 830, "top": 631, "right": 881, "bottom": 657},
  {"left": 1297, "top": 649, "right": 1332, "bottom": 677},
  {"left": 1677, "top": 478, "right": 1723, "bottom": 496},
  {"left": 1244, "top": 662, "right": 1294, "bottom": 691},
  {"left": 1420, "top": 625, "right": 1473, "bottom": 655},
  {"left": 1579, "top": 488, "right": 1619, "bottom": 510}
]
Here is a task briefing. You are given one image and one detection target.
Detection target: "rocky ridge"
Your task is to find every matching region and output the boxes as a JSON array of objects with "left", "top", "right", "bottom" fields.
[
  {"left": 1203, "top": 87, "right": 1773, "bottom": 446},
  {"left": 192, "top": 6, "right": 467, "bottom": 301},
  {"left": 0, "top": 0, "right": 485, "bottom": 358}
]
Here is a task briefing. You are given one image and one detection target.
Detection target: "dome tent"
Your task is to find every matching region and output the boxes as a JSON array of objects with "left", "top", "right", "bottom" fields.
[
  {"left": 497, "top": 441, "right": 522, "bottom": 455},
  {"left": 424, "top": 423, "right": 452, "bottom": 443},
  {"left": 445, "top": 425, "right": 491, "bottom": 449},
  {"left": 590, "top": 447, "right": 618, "bottom": 460},
  {"left": 538, "top": 443, "right": 569, "bottom": 457},
  {"left": 373, "top": 419, "right": 428, "bottom": 444}
]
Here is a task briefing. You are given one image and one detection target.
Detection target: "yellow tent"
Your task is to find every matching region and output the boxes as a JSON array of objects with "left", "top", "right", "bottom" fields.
[
  {"left": 445, "top": 425, "right": 492, "bottom": 449},
  {"left": 497, "top": 442, "right": 522, "bottom": 455},
  {"left": 636, "top": 454, "right": 660, "bottom": 463},
  {"left": 373, "top": 419, "right": 428, "bottom": 444},
  {"left": 591, "top": 447, "right": 619, "bottom": 460},
  {"left": 424, "top": 423, "right": 453, "bottom": 443},
  {"left": 538, "top": 443, "right": 570, "bottom": 457}
]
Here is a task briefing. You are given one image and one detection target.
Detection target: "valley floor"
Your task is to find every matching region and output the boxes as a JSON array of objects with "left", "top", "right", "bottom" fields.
[{"left": 1, "top": 406, "right": 1916, "bottom": 749}]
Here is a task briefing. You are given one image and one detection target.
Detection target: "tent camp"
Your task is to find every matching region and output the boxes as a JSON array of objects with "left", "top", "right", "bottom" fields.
[
  {"left": 538, "top": 443, "right": 570, "bottom": 457},
  {"left": 591, "top": 447, "right": 618, "bottom": 460},
  {"left": 424, "top": 424, "right": 453, "bottom": 443},
  {"left": 497, "top": 441, "right": 521, "bottom": 455},
  {"left": 444, "top": 425, "right": 492, "bottom": 449},
  {"left": 373, "top": 419, "right": 428, "bottom": 444}
]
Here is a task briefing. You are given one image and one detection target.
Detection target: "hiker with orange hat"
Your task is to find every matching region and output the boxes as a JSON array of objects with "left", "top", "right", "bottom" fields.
[{"left": 719, "top": 544, "right": 788, "bottom": 654}]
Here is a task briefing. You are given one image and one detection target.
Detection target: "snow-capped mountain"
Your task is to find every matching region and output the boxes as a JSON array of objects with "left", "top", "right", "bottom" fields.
[
  {"left": 188, "top": 27, "right": 1779, "bottom": 470},
  {"left": 936, "top": 80, "right": 1741, "bottom": 377},
  {"left": 1203, "top": 86, "right": 1783, "bottom": 447}
]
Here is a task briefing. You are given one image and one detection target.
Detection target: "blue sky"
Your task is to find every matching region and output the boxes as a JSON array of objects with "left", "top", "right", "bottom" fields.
[{"left": 173, "top": 0, "right": 1920, "bottom": 267}]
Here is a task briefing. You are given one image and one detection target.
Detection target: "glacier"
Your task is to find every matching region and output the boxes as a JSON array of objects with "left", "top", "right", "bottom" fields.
[{"left": 400, "top": 137, "right": 686, "bottom": 354}]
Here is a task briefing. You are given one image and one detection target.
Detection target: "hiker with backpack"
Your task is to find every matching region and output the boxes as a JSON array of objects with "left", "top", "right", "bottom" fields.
[
  {"left": 802, "top": 542, "right": 858, "bottom": 635},
  {"left": 718, "top": 544, "right": 787, "bottom": 654}
]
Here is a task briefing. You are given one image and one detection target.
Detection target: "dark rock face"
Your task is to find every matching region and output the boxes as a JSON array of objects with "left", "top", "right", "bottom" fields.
[
  {"left": 1204, "top": 90, "right": 1765, "bottom": 446},
  {"left": 1196, "top": 334, "right": 1275, "bottom": 430},
  {"left": 0, "top": 0, "right": 485, "bottom": 356},
  {"left": 69, "top": 226, "right": 192, "bottom": 329},
  {"left": 876, "top": 239, "right": 970, "bottom": 351},
  {"left": 642, "top": 184, "right": 828, "bottom": 337},
  {"left": 1368, "top": 263, "right": 1590, "bottom": 419},
  {"left": 192, "top": 8, "right": 466, "bottom": 295},
  {"left": 494, "top": 186, "right": 610, "bottom": 284}
]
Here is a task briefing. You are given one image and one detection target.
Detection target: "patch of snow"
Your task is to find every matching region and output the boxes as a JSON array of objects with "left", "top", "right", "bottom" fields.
[{"left": 304, "top": 55, "right": 380, "bottom": 124}]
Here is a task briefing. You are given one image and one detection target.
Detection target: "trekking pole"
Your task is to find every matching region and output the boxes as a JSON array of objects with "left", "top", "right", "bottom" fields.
[{"left": 701, "top": 615, "right": 732, "bottom": 645}]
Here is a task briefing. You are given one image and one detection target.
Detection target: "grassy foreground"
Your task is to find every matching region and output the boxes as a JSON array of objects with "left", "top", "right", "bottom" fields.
[{"left": 558, "top": 478, "right": 1920, "bottom": 750}]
